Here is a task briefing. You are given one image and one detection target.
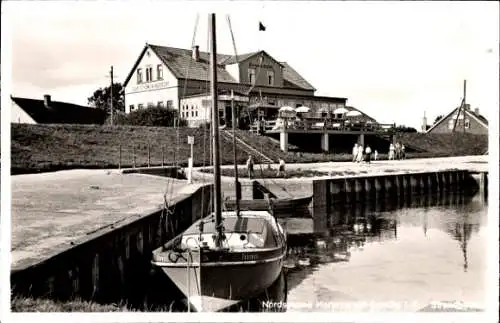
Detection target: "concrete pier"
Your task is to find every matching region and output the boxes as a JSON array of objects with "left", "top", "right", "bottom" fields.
[
  {"left": 11, "top": 170, "right": 212, "bottom": 303},
  {"left": 312, "top": 169, "right": 480, "bottom": 222}
]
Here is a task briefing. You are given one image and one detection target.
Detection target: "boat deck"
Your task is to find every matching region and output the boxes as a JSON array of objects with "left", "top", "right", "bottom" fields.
[{"left": 11, "top": 169, "right": 199, "bottom": 270}]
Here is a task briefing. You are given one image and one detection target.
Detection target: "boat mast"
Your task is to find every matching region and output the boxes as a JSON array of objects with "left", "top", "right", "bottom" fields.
[
  {"left": 231, "top": 90, "right": 241, "bottom": 216},
  {"left": 209, "top": 13, "right": 223, "bottom": 246}
]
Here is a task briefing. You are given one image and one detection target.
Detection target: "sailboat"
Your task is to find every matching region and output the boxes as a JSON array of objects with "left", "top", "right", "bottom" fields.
[{"left": 151, "top": 13, "right": 287, "bottom": 312}]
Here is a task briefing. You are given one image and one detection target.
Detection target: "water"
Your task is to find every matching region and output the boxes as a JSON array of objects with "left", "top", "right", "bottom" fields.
[
  {"left": 142, "top": 191, "right": 487, "bottom": 312},
  {"left": 282, "top": 192, "right": 488, "bottom": 312}
]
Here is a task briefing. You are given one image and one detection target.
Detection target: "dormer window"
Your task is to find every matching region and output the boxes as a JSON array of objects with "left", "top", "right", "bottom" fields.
[
  {"left": 267, "top": 71, "right": 274, "bottom": 86},
  {"left": 248, "top": 68, "right": 256, "bottom": 84}
]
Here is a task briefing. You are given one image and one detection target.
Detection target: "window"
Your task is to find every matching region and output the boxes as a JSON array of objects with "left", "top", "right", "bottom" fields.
[
  {"left": 448, "top": 119, "right": 454, "bottom": 130},
  {"left": 182, "top": 112, "right": 185, "bottom": 118},
  {"left": 137, "top": 68, "right": 143, "bottom": 84},
  {"left": 248, "top": 68, "right": 256, "bottom": 84},
  {"left": 465, "top": 119, "right": 470, "bottom": 129},
  {"left": 195, "top": 111, "right": 198, "bottom": 117},
  {"left": 267, "top": 71, "right": 274, "bottom": 86},
  {"left": 166, "top": 100, "right": 174, "bottom": 109},
  {"left": 157, "top": 65, "right": 163, "bottom": 80},
  {"left": 158, "top": 101, "right": 164, "bottom": 108},
  {"left": 191, "top": 111, "right": 194, "bottom": 117},
  {"left": 146, "top": 66, "right": 153, "bottom": 82},
  {"left": 138, "top": 104, "right": 144, "bottom": 110}
]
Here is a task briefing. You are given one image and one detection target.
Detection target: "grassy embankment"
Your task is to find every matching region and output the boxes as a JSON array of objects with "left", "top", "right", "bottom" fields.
[
  {"left": 11, "top": 296, "right": 132, "bottom": 312},
  {"left": 11, "top": 124, "right": 488, "bottom": 175}
]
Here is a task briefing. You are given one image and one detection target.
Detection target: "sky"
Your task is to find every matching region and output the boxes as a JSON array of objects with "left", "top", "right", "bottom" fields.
[{"left": 3, "top": 0, "right": 499, "bottom": 129}]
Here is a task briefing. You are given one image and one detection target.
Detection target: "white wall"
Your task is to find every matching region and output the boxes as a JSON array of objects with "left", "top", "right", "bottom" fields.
[
  {"left": 124, "top": 47, "right": 179, "bottom": 113},
  {"left": 180, "top": 95, "right": 229, "bottom": 128},
  {"left": 226, "top": 63, "right": 240, "bottom": 83},
  {"left": 11, "top": 101, "right": 36, "bottom": 124}
]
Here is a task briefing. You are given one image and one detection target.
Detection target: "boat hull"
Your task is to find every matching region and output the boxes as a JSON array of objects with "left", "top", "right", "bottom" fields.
[{"left": 157, "top": 251, "right": 284, "bottom": 311}]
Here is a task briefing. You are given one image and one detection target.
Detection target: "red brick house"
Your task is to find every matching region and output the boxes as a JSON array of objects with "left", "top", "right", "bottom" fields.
[{"left": 426, "top": 105, "right": 488, "bottom": 135}]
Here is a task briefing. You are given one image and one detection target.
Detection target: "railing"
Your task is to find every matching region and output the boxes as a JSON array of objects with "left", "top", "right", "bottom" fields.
[{"left": 250, "top": 118, "right": 396, "bottom": 133}]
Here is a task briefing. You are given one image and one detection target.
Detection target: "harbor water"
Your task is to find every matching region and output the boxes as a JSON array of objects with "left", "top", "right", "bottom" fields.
[
  {"left": 282, "top": 191, "right": 488, "bottom": 312},
  {"left": 141, "top": 190, "right": 487, "bottom": 312}
]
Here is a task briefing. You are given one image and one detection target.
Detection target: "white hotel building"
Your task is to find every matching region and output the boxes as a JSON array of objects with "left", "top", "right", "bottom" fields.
[{"left": 123, "top": 43, "right": 366, "bottom": 127}]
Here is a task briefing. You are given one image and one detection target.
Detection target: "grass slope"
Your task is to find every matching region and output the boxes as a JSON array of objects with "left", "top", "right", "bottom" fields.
[{"left": 11, "top": 124, "right": 488, "bottom": 174}]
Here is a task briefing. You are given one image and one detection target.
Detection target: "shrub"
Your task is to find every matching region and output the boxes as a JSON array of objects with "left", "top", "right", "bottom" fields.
[{"left": 127, "top": 106, "right": 178, "bottom": 127}]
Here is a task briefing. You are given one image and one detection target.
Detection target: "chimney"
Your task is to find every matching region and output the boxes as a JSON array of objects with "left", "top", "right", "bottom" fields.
[
  {"left": 192, "top": 45, "right": 200, "bottom": 61},
  {"left": 43, "top": 94, "right": 52, "bottom": 109},
  {"left": 474, "top": 107, "right": 479, "bottom": 115}
]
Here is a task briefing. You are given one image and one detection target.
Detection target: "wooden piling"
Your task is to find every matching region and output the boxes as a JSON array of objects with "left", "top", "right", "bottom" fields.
[
  {"left": 329, "top": 180, "right": 344, "bottom": 205},
  {"left": 345, "top": 179, "right": 354, "bottom": 204},
  {"left": 354, "top": 178, "right": 365, "bottom": 202},
  {"left": 364, "top": 177, "right": 375, "bottom": 201},
  {"left": 374, "top": 177, "right": 384, "bottom": 201}
]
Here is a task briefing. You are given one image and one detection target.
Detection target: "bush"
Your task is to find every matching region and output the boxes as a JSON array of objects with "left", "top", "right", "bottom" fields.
[{"left": 127, "top": 106, "right": 178, "bottom": 127}]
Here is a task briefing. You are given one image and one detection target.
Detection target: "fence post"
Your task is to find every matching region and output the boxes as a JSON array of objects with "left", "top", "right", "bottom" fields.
[
  {"left": 148, "top": 142, "right": 151, "bottom": 168},
  {"left": 118, "top": 143, "right": 122, "bottom": 170},
  {"left": 133, "top": 146, "right": 136, "bottom": 168},
  {"left": 161, "top": 146, "right": 164, "bottom": 167}
]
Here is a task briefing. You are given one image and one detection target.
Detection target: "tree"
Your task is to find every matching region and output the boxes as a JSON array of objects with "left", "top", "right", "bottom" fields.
[
  {"left": 88, "top": 82, "right": 125, "bottom": 115},
  {"left": 433, "top": 114, "right": 444, "bottom": 124}
]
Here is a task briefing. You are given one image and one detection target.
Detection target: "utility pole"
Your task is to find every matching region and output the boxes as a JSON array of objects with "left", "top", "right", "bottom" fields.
[
  {"left": 463, "top": 79, "right": 467, "bottom": 133},
  {"left": 110, "top": 66, "right": 114, "bottom": 126}
]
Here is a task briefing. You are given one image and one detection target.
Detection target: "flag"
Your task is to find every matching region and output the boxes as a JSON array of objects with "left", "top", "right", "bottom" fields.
[{"left": 259, "top": 22, "right": 266, "bottom": 31}]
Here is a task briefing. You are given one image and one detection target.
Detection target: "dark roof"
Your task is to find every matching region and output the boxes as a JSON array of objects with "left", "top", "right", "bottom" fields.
[
  {"left": 469, "top": 109, "right": 488, "bottom": 125},
  {"left": 426, "top": 106, "right": 488, "bottom": 133},
  {"left": 11, "top": 96, "right": 107, "bottom": 124},
  {"left": 280, "top": 62, "right": 316, "bottom": 91},
  {"left": 221, "top": 52, "right": 259, "bottom": 65},
  {"left": 124, "top": 44, "right": 316, "bottom": 91}
]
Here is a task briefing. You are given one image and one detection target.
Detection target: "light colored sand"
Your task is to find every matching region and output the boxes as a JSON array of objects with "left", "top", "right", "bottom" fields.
[{"left": 11, "top": 170, "right": 198, "bottom": 269}]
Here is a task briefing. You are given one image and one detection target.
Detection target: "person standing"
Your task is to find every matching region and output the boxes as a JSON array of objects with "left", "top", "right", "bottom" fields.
[
  {"left": 277, "top": 158, "right": 286, "bottom": 177},
  {"left": 352, "top": 143, "right": 358, "bottom": 163},
  {"left": 401, "top": 144, "right": 406, "bottom": 160},
  {"left": 374, "top": 150, "right": 379, "bottom": 161},
  {"left": 389, "top": 143, "right": 395, "bottom": 160},
  {"left": 356, "top": 145, "right": 364, "bottom": 163},
  {"left": 246, "top": 155, "right": 254, "bottom": 179},
  {"left": 365, "top": 145, "right": 372, "bottom": 164}
]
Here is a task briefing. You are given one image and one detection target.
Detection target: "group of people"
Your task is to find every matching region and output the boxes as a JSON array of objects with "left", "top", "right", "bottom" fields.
[
  {"left": 352, "top": 143, "right": 377, "bottom": 164},
  {"left": 388, "top": 142, "right": 406, "bottom": 160},
  {"left": 246, "top": 155, "right": 286, "bottom": 179}
]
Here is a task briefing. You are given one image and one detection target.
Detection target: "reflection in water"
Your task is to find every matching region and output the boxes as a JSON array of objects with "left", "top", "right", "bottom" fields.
[
  {"left": 144, "top": 191, "right": 486, "bottom": 312},
  {"left": 281, "top": 191, "right": 487, "bottom": 312}
]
